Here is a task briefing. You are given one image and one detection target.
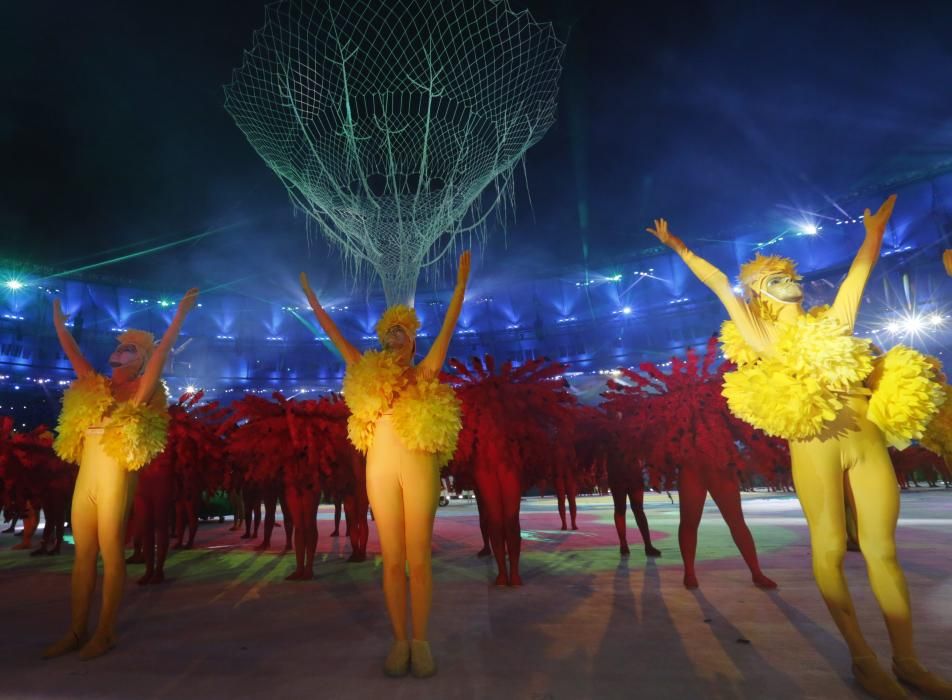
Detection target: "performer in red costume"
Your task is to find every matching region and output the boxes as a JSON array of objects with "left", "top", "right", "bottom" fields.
[
  {"left": 603, "top": 338, "right": 777, "bottom": 589},
  {"left": 449, "top": 356, "right": 576, "bottom": 586}
]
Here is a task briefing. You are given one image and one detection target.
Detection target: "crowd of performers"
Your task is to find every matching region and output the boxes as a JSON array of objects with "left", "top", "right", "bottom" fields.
[{"left": 2, "top": 199, "right": 952, "bottom": 696}]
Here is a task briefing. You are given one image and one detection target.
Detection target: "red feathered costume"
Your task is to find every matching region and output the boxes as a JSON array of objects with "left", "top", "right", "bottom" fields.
[
  {"left": 448, "top": 356, "right": 576, "bottom": 587},
  {"left": 577, "top": 406, "right": 662, "bottom": 557},
  {"left": 224, "top": 394, "right": 294, "bottom": 553},
  {"left": 0, "top": 418, "right": 75, "bottom": 554},
  {"left": 602, "top": 337, "right": 777, "bottom": 589}
]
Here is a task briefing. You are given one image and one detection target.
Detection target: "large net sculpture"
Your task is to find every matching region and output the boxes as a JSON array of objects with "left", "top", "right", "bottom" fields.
[{"left": 224, "top": 0, "right": 563, "bottom": 305}]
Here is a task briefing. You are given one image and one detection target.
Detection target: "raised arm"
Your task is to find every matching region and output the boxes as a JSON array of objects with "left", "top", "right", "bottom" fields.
[
  {"left": 419, "top": 251, "right": 471, "bottom": 377},
  {"left": 134, "top": 288, "right": 199, "bottom": 405},
  {"left": 647, "top": 219, "right": 770, "bottom": 352},
  {"left": 299, "top": 272, "right": 361, "bottom": 366},
  {"left": 830, "top": 194, "right": 896, "bottom": 332},
  {"left": 52, "top": 299, "right": 94, "bottom": 378}
]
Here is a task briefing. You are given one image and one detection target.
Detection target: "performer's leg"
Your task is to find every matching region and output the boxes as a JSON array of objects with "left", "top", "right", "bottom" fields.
[
  {"left": 707, "top": 474, "right": 776, "bottom": 588},
  {"left": 332, "top": 493, "right": 342, "bottom": 536},
  {"left": 474, "top": 487, "right": 491, "bottom": 557},
  {"left": 43, "top": 486, "right": 97, "bottom": 658},
  {"left": 791, "top": 444, "right": 877, "bottom": 653},
  {"left": 80, "top": 471, "right": 136, "bottom": 660},
  {"left": 500, "top": 468, "right": 523, "bottom": 586},
  {"left": 151, "top": 477, "right": 172, "bottom": 584},
  {"left": 241, "top": 489, "right": 254, "bottom": 539},
  {"left": 554, "top": 475, "right": 567, "bottom": 530},
  {"left": 279, "top": 491, "right": 293, "bottom": 552},
  {"left": 630, "top": 485, "right": 661, "bottom": 556},
  {"left": 473, "top": 473, "right": 507, "bottom": 585},
  {"left": 611, "top": 485, "right": 630, "bottom": 555},
  {"left": 849, "top": 442, "right": 952, "bottom": 696},
  {"left": 402, "top": 455, "right": 440, "bottom": 678},
  {"left": 184, "top": 493, "right": 199, "bottom": 549},
  {"left": 13, "top": 503, "right": 38, "bottom": 550},
  {"left": 285, "top": 487, "right": 307, "bottom": 580},
  {"left": 677, "top": 468, "right": 706, "bottom": 589},
  {"left": 135, "top": 488, "right": 155, "bottom": 585},
  {"left": 365, "top": 457, "right": 409, "bottom": 642},
  {"left": 567, "top": 471, "right": 578, "bottom": 530},
  {"left": 305, "top": 490, "right": 318, "bottom": 570},
  {"left": 257, "top": 489, "right": 277, "bottom": 550}
]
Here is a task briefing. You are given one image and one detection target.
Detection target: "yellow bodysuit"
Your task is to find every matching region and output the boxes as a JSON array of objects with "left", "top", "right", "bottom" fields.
[{"left": 47, "top": 374, "right": 169, "bottom": 659}]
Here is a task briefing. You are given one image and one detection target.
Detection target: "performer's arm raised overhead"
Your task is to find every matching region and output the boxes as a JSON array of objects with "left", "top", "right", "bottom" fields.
[
  {"left": 135, "top": 288, "right": 199, "bottom": 405},
  {"left": 300, "top": 272, "right": 361, "bottom": 366},
  {"left": 52, "top": 299, "right": 94, "bottom": 379},
  {"left": 419, "top": 251, "right": 471, "bottom": 378}
]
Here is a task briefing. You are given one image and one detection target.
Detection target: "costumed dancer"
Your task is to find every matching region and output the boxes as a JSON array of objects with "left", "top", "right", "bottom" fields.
[
  {"left": 649, "top": 196, "right": 952, "bottom": 699},
  {"left": 603, "top": 339, "right": 775, "bottom": 587},
  {"left": 300, "top": 252, "right": 468, "bottom": 678},
  {"left": 282, "top": 394, "right": 344, "bottom": 580},
  {"left": 44, "top": 288, "right": 197, "bottom": 660},
  {"left": 449, "top": 355, "right": 577, "bottom": 587}
]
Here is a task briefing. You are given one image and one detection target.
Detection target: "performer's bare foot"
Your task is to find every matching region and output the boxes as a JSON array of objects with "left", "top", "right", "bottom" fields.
[
  {"left": 330, "top": 529, "right": 339, "bottom": 537},
  {"left": 619, "top": 543, "right": 631, "bottom": 556},
  {"left": 571, "top": 523, "right": 578, "bottom": 531},
  {"left": 683, "top": 573, "right": 699, "bottom": 589},
  {"left": 645, "top": 545, "right": 662, "bottom": 557},
  {"left": 560, "top": 523, "right": 567, "bottom": 531},
  {"left": 42, "top": 630, "right": 85, "bottom": 659},
  {"left": 476, "top": 546, "right": 491, "bottom": 557},
  {"left": 493, "top": 572, "right": 509, "bottom": 586},
  {"left": 852, "top": 656, "right": 909, "bottom": 700},
  {"left": 893, "top": 657, "right": 952, "bottom": 699},
  {"left": 78, "top": 633, "right": 116, "bottom": 661},
  {"left": 752, "top": 573, "right": 778, "bottom": 589},
  {"left": 508, "top": 572, "right": 523, "bottom": 587}
]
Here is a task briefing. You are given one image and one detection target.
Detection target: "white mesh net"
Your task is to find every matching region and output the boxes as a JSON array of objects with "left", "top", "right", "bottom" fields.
[{"left": 224, "top": 0, "right": 563, "bottom": 305}]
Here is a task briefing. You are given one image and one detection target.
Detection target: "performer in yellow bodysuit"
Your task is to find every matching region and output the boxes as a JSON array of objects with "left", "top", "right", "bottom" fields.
[
  {"left": 649, "top": 196, "right": 952, "bottom": 700},
  {"left": 300, "top": 253, "right": 468, "bottom": 679},
  {"left": 43, "top": 288, "right": 198, "bottom": 660}
]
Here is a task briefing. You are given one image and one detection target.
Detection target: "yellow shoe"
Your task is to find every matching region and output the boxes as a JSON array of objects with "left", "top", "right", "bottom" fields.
[
  {"left": 893, "top": 658, "right": 952, "bottom": 699},
  {"left": 852, "top": 656, "right": 909, "bottom": 700},
  {"left": 410, "top": 640, "right": 437, "bottom": 679},
  {"left": 383, "top": 640, "right": 410, "bottom": 677}
]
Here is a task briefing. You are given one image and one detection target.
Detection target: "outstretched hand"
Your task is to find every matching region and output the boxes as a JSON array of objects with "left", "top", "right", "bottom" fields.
[
  {"left": 456, "top": 250, "right": 472, "bottom": 288},
  {"left": 177, "top": 288, "right": 200, "bottom": 317},
  {"left": 863, "top": 194, "right": 897, "bottom": 237},
  {"left": 646, "top": 219, "right": 687, "bottom": 253}
]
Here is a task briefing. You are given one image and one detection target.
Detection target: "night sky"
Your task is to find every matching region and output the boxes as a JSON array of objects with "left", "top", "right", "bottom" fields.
[{"left": 3, "top": 1, "right": 951, "bottom": 298}]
